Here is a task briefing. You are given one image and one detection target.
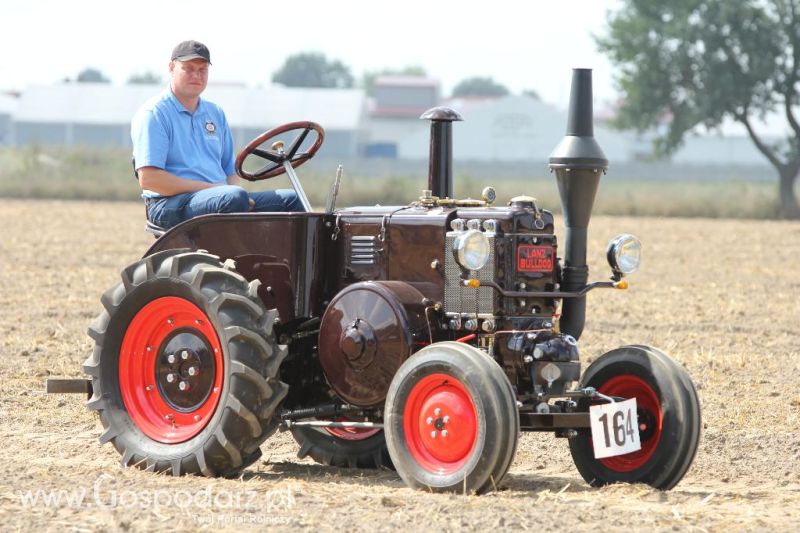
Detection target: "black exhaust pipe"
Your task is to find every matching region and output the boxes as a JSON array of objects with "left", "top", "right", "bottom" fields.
[
  {"left": 421, "top": 107, "right": 463, "bottom": 199},
  {"left": 548, "top": 69, "right": 608, "bottom": 340}
]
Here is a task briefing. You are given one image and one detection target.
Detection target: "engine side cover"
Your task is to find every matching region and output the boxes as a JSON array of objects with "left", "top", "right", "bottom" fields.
[{"left": 318, "top": 281, "right": 427, "bottom": 407}]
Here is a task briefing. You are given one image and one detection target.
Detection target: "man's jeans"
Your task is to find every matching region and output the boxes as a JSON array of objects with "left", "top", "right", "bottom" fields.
[{"left": 146, "top": 185, "right": 303, "bottom": 229}]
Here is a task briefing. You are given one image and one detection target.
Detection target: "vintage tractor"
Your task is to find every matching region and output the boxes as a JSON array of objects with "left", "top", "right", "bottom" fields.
[{"left": 50, "top": 69, "right": 700, "bottom": 493}]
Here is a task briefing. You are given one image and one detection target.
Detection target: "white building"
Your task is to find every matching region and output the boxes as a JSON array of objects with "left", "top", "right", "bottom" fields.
[{"left": 9, "top": 83, "right": 366, "bottom": 157}]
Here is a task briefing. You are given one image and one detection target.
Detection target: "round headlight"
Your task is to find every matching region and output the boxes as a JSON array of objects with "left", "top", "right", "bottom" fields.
[
  {"left": 606, "top": 234, "right": 642, "bottom": 276},
  {"left": 453, "top": 229, "right": 491, "bottom": 271}
]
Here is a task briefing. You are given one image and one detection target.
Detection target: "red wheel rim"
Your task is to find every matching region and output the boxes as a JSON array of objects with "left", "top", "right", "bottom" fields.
[
  {"left": 404, "top": 373, "right": 478, "bottom": 474},
  {"left": 119, "top": 297, "right": 224, "bottom": 444},
  {"left": 324, "top": 417, "right": 381, "bottom": 441},
  {"left": 598, "top": 375, "right": 663, "bottom": 472}
]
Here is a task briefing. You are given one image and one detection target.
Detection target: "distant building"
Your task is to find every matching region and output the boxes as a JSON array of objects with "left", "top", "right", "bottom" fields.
[
  {"left": 3, "top": 80, "right": 776, "bottom": 167},
  {"left": 9, "top": 83, "right": 366, "bottom": 157},
  {"left": 397, "top": 94, "right": 634, "bottom": 162},
  {"left": 366, "top": 76, "right": 440, "bottom": 158}
]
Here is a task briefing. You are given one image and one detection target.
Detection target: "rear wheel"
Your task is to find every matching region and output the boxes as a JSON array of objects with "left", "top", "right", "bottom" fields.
[
  {"left": 83, "top": 250, "right": 288, "bottom": 477},
  {"left": 569, "top": 345, "right": 701, "bottom": 489},
  {"left": 290, "top": 422, "right": 392, "bottom": 469},
  {"left": 384, "top": 342, "right": 518, "bottom": 494}
]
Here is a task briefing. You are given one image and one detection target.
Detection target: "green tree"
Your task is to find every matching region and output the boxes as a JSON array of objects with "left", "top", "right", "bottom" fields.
[
  {"left": 522, "top": 88, "right": 541, "bottom": 100},
  {"left": 76, "top": 68, "right": 110, "bottom": 83},
  {"left": 361, "top": 65, "right": 427, "bottom": 95},
  {"left": 127, "top": 71, "right": 162, "bottom": 85},
  {"left": 599, "top": 0, "right": 800, "bottom": 217},
  {"left": 451, "top": 77, "right": 509, "bottom": 97},
  {"left": 272, "top": 52, "right": 354, "bottom": 88}
]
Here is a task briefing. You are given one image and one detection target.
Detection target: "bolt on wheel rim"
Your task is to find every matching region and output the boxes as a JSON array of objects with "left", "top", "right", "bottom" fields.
[{"left": 119, "top": 297, "right": 224, "bottom": 444}]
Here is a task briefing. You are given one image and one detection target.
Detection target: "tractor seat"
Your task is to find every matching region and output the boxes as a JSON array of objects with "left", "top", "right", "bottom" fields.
[{"left": 133, "top": 157, "right": 166, "bottom": 238}]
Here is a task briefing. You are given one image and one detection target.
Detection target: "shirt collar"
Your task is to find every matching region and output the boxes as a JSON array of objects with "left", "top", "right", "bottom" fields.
[{"left": 165, "top": 85, "right": 203, "bottom": 115}]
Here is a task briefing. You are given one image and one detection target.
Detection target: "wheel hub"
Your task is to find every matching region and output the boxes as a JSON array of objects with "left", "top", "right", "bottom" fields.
[{"left": 156, "top": 332, "right": 215, "bottom": 411}]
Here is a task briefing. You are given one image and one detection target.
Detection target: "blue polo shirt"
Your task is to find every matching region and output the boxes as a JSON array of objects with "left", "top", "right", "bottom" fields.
[{"left": 131, "top": 87, "right": 235, "bottom": 198}]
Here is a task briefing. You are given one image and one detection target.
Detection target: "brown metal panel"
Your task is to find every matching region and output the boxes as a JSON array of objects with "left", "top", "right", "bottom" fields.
[{"left": 145, "top": 212, "right": 333, "bottom": 321}]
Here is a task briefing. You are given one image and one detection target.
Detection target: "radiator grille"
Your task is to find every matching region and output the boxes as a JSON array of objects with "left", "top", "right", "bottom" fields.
[
  {"left": 349, "top": 235, "right": 378, "bottom": 265},
  {"left": 444, "top": 233, "right": 495, "bottom": 314}
]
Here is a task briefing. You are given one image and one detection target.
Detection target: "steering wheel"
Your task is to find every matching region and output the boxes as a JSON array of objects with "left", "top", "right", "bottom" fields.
[{"left": 235, "top": 121, "right": 325, "bottom": 181}]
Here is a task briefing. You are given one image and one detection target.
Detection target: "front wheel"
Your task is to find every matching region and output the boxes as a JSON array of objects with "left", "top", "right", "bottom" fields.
[
  {"left": 384, "top": 342, "right": 518, "bottom": 494},
  {"left": 569, "top": 345, "right": 701, "bottom": 490}
]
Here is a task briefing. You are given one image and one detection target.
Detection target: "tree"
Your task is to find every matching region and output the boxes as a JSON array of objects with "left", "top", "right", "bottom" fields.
[
  {"left": 361, "top": 65, "right": 427, "bottom": 95},
  {"left": 272, "top": 52, "right": 354, "bottom": 88},
  {"left": 451, "top": 77, "right": 509, "bottom": 97},
  {"left": 76, "top": 68, "right": 110, "bottom": 83},
  {"left": 127, "top": 71, "right": 162, "bottom": 85},
  {"left": 598, "top": 0, "right": 800, "bottom": 217},
  {"left": 522, "top": 88, "right": 541, "bottom": 100}
]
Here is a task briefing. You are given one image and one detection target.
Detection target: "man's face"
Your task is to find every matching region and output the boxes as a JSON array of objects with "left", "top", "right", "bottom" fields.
[{"left": 169, "top": 58, "right": 209, "bottom": 100}]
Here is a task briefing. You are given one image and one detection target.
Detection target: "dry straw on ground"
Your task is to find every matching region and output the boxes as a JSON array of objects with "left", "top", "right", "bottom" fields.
[{"left": 0, "top": 199, "right": 798, "bottom": 531}]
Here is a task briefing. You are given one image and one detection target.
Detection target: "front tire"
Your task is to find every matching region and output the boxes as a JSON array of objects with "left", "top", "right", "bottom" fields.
[
  {"left": 384, "top": 342, "right": 518, "bottom": 494},
  {"left": 83, "top": 250, "right": 288, "bottom": 477},
  {"left": 569, "top": 345, "right": 701, "bottom": 489}
]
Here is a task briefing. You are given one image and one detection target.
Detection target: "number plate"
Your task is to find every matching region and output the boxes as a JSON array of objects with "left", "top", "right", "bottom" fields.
[{"left": 590, "top": 398, "right": 641, "bottom": 459}]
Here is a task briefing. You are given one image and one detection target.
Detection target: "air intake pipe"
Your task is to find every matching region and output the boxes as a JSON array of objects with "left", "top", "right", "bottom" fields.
[
  {"left": 548, "top": 69, "right": 608, "bottom": 340},
  {"left": 421, "top": 107, "right": 463, "bottom": 199}
]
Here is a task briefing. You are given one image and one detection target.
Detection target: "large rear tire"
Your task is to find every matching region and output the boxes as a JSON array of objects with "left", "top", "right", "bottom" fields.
[
  {"left": 384, "top": 342, "right": 518, "bottom": 494},
  {"left": 568, "top": 345, "right": 701, "bottom": 490},
  {"left": 290, "top": 423, "right": 392, "bottom": 469},
  {"left": 83, "top": 250, "right": 288, "bottom": 477}
]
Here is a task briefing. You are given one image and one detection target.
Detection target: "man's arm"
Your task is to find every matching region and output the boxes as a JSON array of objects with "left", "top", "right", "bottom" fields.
[{"left": 138, "top": 166, "right": 220, "bottom": 196}]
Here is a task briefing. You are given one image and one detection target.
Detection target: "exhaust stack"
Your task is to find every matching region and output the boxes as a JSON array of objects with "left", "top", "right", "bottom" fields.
[
  {"left": 548, "top": 69, "right": 608, "bottom": 340},
  {"left": 421, "top": 107, "right": 463, "bottom": 199}
]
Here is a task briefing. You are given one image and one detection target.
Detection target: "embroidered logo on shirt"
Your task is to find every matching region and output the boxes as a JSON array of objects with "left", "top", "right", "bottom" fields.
[{"left": 205, "top": 120, "right": 217, "bottom": 134}]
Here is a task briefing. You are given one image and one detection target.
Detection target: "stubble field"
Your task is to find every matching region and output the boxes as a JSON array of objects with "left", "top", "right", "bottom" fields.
[{"left": 0, "top": 199, "right": 798, "bottom": 531}]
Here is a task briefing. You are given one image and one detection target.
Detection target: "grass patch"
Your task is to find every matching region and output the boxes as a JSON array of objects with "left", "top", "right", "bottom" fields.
[{"left": 0, "top": 146, "right": 791, "bottom": 218}]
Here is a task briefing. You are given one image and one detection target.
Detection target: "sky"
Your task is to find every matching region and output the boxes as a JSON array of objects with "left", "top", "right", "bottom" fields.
[{"left": 0, "top": 0, "right": 622, "bottom": 110}]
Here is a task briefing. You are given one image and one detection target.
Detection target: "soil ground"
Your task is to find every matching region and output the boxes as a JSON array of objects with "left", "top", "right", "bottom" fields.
[{"left": 0, "top": 199, "right": 798, "bottom": 532}]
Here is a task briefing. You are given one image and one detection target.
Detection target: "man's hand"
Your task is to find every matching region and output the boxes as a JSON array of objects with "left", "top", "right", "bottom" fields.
[{"left": 138, "top": 167, "right": 220, "bottom": 196}]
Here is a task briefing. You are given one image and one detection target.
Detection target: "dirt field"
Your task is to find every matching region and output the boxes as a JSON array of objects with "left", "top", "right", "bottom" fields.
[{"left": 0, "top": 199, "right": 798, "bottom": 532}]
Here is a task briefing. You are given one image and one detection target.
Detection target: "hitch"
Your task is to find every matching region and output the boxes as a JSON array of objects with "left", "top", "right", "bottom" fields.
[{"left": 46, "top": 378, "right": 92, "bottom": 398}]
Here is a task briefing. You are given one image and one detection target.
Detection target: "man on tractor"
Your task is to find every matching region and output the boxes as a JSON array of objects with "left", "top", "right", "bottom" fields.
[{"left": 131, "top": 40, "right": 302, "bottom": 229}]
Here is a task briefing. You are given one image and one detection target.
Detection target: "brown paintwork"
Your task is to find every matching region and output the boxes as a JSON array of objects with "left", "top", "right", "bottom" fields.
[
  {"left": 318, "top": 281, "right": 428, "bottom": 407},
  {"left": 145, "top": 212, "right": 334, "bottom": 322},
  {"left": 144, "top": 201, "right": 561, "bottom": 398}
]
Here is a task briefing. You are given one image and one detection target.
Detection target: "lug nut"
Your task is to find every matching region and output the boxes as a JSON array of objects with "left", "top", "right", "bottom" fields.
[
  {"left": 167, "top": 353, "right": 176, "bottom": 364},
  {"left": 443, "top": 416, "right": 450, "bottom": 424},
  {"left": 181, "top": 350, "right": 189, "bottom": 361},
  {"left": 430, "top": 431, "right": 437, "bottom": 439},
  {"left": 442, "top": 430, "right": 448, "bottom": 437},
  {"left": 188, "top": 366, "right": 198, "bottom": 377},
  {"left": 434, "top": 408, "right": 441, "bottom": 416},
  {"left": 166, "top": 373, "right": 177, "bottom": 383},
  {"left": 426, "top": 417, "right": 433, "bottom": 425},
  {"left": 178, "top": 381, "right": 190, "bottom": 391}
]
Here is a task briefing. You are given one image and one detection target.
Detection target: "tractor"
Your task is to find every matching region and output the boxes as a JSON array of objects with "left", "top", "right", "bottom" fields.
[{"left": 49, "top": 69, "right": 700, "bottom": 493}]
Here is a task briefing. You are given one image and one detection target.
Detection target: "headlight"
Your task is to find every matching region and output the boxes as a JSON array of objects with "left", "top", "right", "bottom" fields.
[
  {"left": 453, "top": 229, "right": 490, "bottom": 271},
  {"left": 606, "top": 234, "right": 642, "bottom": 277}
]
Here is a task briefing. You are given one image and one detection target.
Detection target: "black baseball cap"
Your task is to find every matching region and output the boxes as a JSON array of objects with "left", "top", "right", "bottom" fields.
[{"left": 171, "top": 40, "right": 211, "bottom": 64}]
